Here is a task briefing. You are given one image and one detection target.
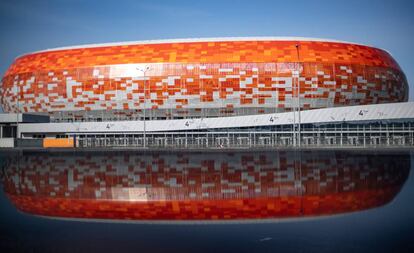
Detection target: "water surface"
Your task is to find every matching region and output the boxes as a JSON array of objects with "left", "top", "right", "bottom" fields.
[{"left": 0, "top": 149, "right": 413, "bottom": 252}]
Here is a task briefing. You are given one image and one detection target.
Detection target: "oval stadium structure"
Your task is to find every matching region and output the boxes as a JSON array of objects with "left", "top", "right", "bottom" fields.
[
  {"left": 0, "top": 37, "right": 413, "bottom": 149},
  {"left": 0, "top": 37, "right": 409, "bottom": 122}
]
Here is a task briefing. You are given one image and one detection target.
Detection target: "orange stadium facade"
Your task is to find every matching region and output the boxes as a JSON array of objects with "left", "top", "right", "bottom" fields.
[{"left": 0, "top": 37, "right": 409, "bottom": 122}]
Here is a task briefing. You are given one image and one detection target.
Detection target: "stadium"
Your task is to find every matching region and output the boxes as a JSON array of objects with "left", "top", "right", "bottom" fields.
[{"left": 0, "top": 37, "right": 413, "bottom": 148}]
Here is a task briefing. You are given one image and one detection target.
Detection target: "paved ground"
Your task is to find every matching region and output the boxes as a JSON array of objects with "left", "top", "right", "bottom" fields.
[{"left": 1, "top": 146, "right": 413, "bottom": 154}]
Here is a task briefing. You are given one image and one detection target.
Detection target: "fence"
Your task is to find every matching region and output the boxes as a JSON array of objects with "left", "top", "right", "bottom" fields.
[{"left": 75, "top": 125, "right": 414, "bottom": 149}]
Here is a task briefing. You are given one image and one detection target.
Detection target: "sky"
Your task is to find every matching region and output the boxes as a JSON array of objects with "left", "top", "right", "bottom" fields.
[{"left": 0, "top": 0, "right": 413, "bottom": 100}]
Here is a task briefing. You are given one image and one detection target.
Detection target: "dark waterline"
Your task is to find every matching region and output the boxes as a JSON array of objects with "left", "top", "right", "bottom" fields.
[{"left": 0, "top": 149, "right": 413, "bottom": 252}]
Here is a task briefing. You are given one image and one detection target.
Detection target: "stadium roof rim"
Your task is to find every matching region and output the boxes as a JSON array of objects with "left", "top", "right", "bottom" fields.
[{"left": 21, "top": 37, "right": 381, "bottom": 56}]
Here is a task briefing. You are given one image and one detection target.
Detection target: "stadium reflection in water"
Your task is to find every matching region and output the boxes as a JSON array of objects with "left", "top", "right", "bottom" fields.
[{"left": 0, "top": 150, "right": 410, "bottom": 222}]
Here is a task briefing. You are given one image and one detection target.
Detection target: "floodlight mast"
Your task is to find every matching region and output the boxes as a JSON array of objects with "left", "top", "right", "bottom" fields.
[
  {"left": 295, "top": 43, "right": 301, "bottom": 148},
  {"left": 137, "top": 66, "right": 150, "bottom": 148}
]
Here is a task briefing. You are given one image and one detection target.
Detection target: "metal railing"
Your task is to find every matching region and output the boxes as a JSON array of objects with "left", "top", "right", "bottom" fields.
[{"left": 75, "top": 127, "right": 414, "bottom": 149}]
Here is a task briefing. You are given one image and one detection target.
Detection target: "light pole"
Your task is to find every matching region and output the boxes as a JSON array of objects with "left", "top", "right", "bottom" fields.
[
  {"left": 295, "top": 44, "right": 301, "bottom": 147},
  {"left": 137, "top": 66, "right": 150, "bottom": 148},
  {"left": 16, "top": 82, "right": 20, "bottom": 139}
]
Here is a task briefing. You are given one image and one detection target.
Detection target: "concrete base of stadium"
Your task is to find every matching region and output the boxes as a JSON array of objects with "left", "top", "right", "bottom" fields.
[{"left": 1, "top": 103, "right": 414, "bottom": 150}]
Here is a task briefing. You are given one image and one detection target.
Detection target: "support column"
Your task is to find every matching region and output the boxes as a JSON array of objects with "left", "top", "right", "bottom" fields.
[
  {"left": 386, "top": 124, "right": 390, "bottom": 146},
  {"left": 363, "top": 125, "right": 366, "bottom": 147}
]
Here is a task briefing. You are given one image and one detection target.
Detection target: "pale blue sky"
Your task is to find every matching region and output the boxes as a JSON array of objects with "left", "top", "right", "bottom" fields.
[{"left": 1, "top": 0, "right": 413, "bottom": 100}]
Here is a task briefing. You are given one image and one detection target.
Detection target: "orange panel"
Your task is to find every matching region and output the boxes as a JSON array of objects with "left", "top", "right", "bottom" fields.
[
  {"left": 43, "top": 138, "right": 74, "bottom": 148},
  {"left": 4, "top": 40, "right": 402, "bottom": 76}
]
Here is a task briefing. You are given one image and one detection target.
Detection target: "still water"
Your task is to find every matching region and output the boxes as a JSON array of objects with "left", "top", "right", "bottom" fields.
[{"left": 0, "top": 149, "right": 413, "bottom": 252}]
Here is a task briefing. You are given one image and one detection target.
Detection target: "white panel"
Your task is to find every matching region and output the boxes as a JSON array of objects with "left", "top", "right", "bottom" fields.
[
  {"left": 0, "top": 138, "right": 14, "bottom": 148},
  {"left": 17, "top": 102, "right": 414, "bottom": 135}
]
